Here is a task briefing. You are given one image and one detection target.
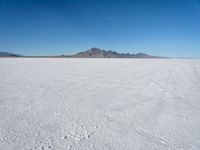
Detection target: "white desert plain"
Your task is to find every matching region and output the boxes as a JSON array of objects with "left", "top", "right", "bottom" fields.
[{"left": 0, "top": 58, "right": 200, "bottom": 150}]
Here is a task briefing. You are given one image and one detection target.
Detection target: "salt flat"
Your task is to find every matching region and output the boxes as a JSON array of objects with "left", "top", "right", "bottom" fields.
[{"left": 0, "top": 58, "right": 200, "bottom": 150}]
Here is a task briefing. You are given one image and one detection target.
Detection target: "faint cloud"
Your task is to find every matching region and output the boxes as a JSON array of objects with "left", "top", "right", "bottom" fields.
[{"left": 103, "top": 17, "right": 114, "bottom": 21}]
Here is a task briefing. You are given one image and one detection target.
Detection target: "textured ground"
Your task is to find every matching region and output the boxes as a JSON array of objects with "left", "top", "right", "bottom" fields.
[{"left": 0, "top": 58, "right": 200, "bottom": 150}]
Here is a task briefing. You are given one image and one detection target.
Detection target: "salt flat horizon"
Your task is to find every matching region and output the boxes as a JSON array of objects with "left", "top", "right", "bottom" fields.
[{"left": 0, "top": 58, "right": 200, "bottom": 150}]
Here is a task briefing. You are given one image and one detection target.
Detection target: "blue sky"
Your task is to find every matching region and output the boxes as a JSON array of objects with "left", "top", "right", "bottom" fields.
[{"left": 0, "top": 0, "right": 200, "bottom": 57}]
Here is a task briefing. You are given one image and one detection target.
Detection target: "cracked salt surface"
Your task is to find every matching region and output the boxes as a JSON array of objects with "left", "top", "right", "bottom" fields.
[{"left": 0, "top": 58, "right": 200, "bottom": 150}]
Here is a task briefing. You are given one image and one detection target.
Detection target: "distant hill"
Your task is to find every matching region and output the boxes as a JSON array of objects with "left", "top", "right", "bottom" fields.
[
  {"left": 0, "top": 48, "right": 167, "bottom": 58},
  {"left": 69, "top": 48, "right": 165, "bottom": 58},
  {"left": 0, "top": 52, "right": 21, "bottom": 57}
]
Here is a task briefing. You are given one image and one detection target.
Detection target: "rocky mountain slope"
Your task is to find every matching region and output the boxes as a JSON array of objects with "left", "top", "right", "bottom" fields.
[
  {"left": 70, "top": 48, "right": 164, "bottom": 58},
  {"left": 0, "top": 52, "right": 21, "bottom": 57}
]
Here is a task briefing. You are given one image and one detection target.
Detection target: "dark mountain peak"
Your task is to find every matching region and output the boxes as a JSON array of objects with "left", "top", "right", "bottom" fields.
[
  {"left": 86, "top": 48, "right": 105, "bottom": 54},
  {"left": 89, "top": 47, "right": 102, "bottom": 52},
  {"left": 70, "top": 48, "right": 165, "bottom": 58}
]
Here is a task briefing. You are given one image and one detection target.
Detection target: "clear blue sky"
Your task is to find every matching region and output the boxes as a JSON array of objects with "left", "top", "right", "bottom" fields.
[{"left": 0, "top": 0, "right": 200, "bottom": 57}]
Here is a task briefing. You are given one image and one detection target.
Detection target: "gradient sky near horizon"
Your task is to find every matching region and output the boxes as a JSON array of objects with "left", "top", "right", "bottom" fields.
[{"left": 0, "top": 0, "right": 200, "bottom": 57}]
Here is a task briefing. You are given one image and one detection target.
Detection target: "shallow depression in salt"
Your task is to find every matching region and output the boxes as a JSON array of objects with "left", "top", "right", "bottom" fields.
[{"left": 0, "top": 58, "right": 200, "bottom": 150}]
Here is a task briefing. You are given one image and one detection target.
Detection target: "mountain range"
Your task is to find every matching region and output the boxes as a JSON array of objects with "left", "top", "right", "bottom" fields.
[
  {"left": 0, "top": 48, "right": 166, "bottom": 58},
  {"left": 0, "top": 52, "right": 21, "bottom": 57},
  {"left": 69, "top": 48, "right": 164, "bottom": 58}
]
